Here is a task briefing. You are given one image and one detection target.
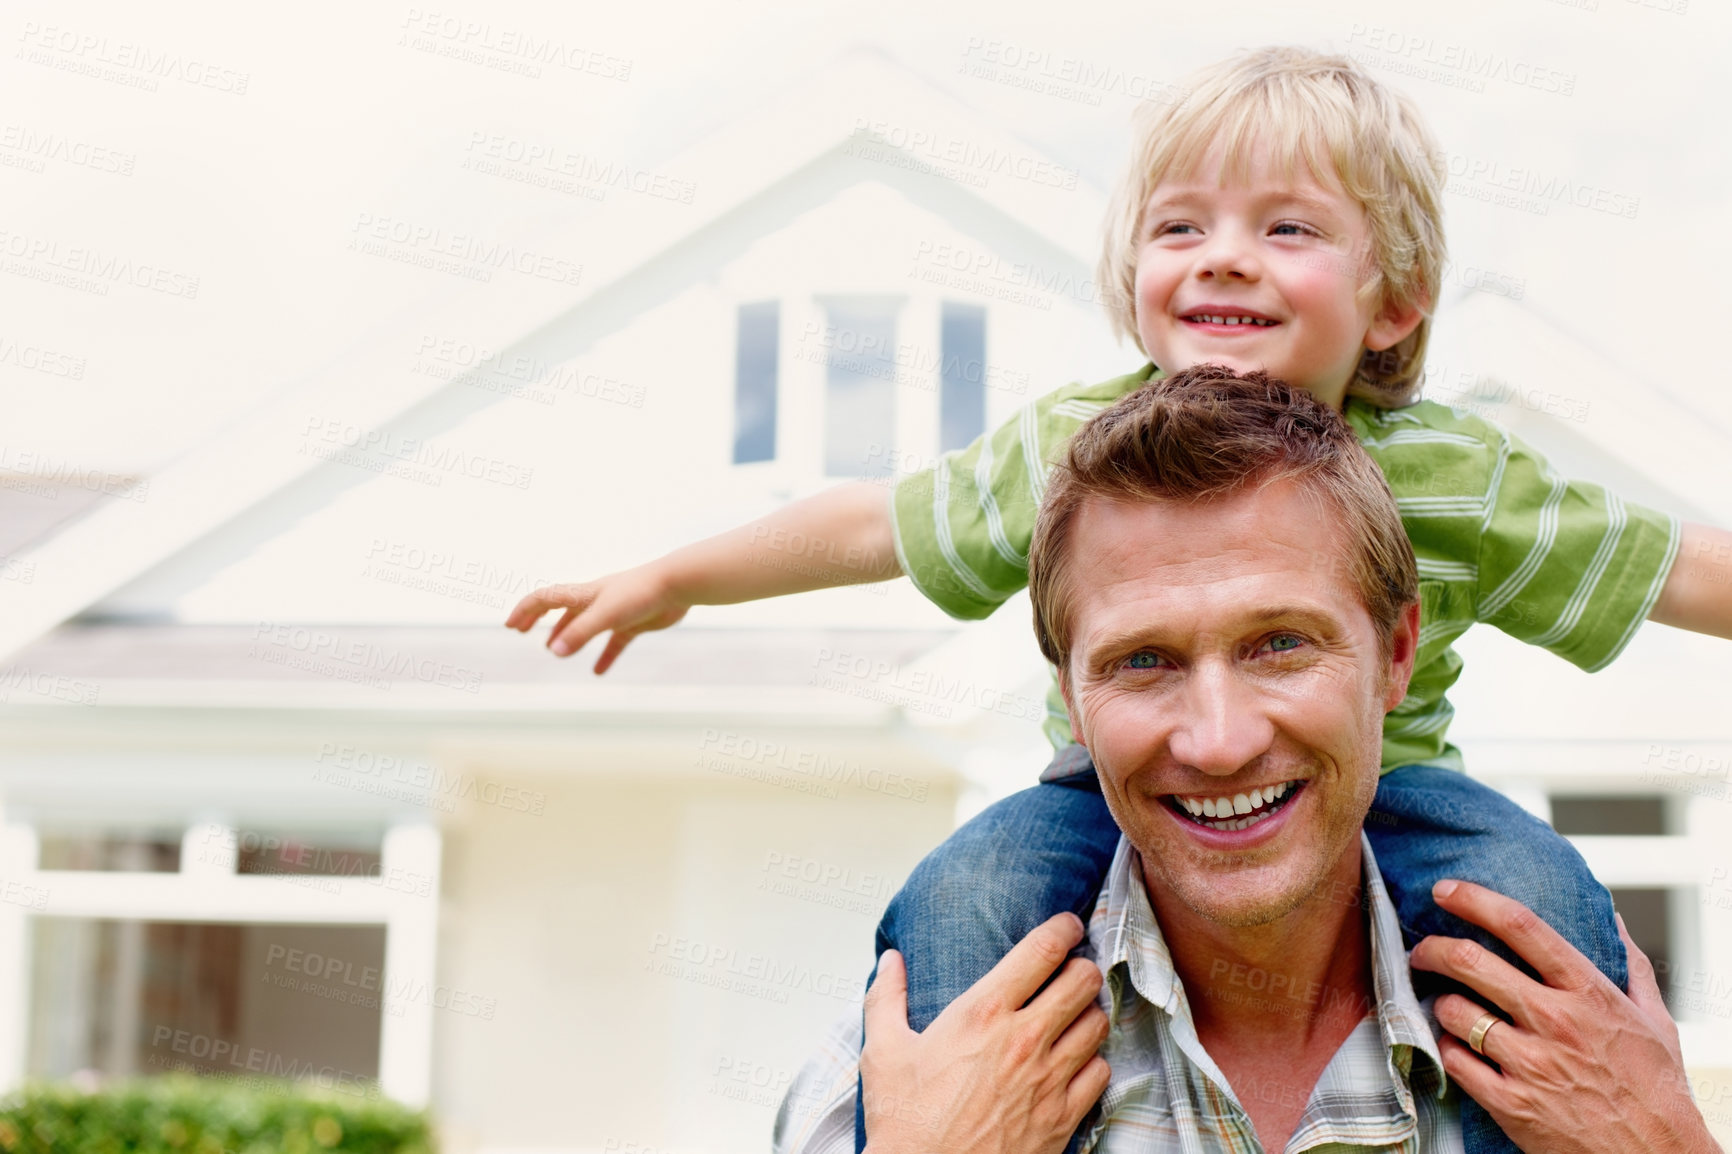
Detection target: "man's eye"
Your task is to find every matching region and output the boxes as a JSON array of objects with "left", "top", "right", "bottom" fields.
[
  {"left": 1263, "top": 634, "right": 1305, "bottom": 654},
  {"left": 1124, "top": 652, "right": 1162, "bottom": 670}
]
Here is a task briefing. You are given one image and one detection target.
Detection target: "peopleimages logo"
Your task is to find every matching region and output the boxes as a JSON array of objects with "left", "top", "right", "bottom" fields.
[
  {"left": 848, "top": 118, "right": 1080, "bottom": 191},
  {"left": 348, "top": 212, "right": 583, "bottom": 286},
  {"left": 697, "top": 729, "right": 930, "bottom": 802}
]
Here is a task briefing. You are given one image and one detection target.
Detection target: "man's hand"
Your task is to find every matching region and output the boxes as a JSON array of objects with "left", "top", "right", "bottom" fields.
[
  {"left": 505, "top": 566, "right": 688, "bottom": 673},
  {"left": 1410, "top": 880, "right": 1722, "bottom": 1154},
  {"left": 860, "top": 913, "right": 1111, "bottom": 1154}
]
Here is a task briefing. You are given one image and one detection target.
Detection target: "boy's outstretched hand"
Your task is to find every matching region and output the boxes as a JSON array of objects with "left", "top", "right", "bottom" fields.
[
  {"left": 506, "top": 566, "right": 689, "bottom": 673},
  {"left": 504, "top": 481, "right": 902, "bottom": 672}
]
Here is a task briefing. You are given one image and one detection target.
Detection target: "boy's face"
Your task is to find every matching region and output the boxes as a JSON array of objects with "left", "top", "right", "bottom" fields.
[{"left": 1133, "top": 146, "right": 1419, "bottom": 408}]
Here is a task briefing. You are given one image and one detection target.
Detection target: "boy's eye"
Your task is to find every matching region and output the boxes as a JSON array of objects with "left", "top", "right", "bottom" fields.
[
  {"left": 1152, "top": 221, "right": 1198, "bottom": 237},
  {"left": 1270, "top": 221, "right": 1318, "bottom": 237}
]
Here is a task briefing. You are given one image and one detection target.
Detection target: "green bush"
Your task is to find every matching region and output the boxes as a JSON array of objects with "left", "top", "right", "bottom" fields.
[{"left": 0, "top": 1075, "right": 435, "bottom": 1154}]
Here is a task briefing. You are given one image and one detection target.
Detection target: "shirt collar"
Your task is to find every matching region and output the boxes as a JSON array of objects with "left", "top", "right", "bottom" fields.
[{"left": 1092, "top": 830, "right": 1448, "bottom": 1102}]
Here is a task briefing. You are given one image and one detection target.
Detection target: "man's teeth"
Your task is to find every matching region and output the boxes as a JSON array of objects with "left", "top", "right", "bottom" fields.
[
  {"left": 1189, "top": 315, "right": 1276, "bottom": 326},
  {"left": 1174, "top": 782, "right": 1295, "bottom": 830}
]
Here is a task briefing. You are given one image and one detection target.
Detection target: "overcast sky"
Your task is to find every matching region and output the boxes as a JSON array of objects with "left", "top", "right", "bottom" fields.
[{"left": 4, "top": 0, "right": 1727, "bottom": 473}]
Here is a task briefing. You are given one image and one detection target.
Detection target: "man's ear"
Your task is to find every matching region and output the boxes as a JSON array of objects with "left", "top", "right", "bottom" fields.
[
  {"left": 1057, "top": 664, "right": 1086, "bottom": 750},
  {"left": 1381, "top": 601, "right": 1421, "bottom": 713},
  {"left": 1364, "top": 291, "right": 1426, "bottom": 353}
]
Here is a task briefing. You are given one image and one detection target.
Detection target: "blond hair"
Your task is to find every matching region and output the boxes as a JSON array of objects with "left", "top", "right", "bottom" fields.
[
  {"left": 1029, "top": 364, "right": 1418, "bottom": 672},
  {"left": 1098, "top": 47, "right": 1446, "bottom": 407}
]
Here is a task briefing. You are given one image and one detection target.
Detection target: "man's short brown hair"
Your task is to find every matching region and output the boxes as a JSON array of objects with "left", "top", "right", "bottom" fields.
[{"left": 1029, "top": 364, "right": 1418, "bottom": 671}]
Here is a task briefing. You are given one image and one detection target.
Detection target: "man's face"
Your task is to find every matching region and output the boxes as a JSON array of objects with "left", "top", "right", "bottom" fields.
[
  {"left": 1132, "top": 144, "right": 1420, "bottom": 409},
  {"left": 1060, "top": 480, "right": 1417, "bottom": 928}
]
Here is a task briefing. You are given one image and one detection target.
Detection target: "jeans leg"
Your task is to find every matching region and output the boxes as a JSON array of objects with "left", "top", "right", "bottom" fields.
[
  {"left": 855, "top": 764, "right": 1119, "bottom": 1153},
  {"left": 1365, "top": 764, "right": 1625, "bottom": 1154}
]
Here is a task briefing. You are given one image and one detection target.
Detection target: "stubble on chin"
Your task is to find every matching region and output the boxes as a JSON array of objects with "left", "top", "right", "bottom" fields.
[{"left": 1141, "top": 843, "right": 1329, "bottom": 930}]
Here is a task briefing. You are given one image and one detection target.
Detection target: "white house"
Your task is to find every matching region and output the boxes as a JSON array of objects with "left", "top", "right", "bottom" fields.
[{"left": 0, "top": 49, "right": 1727, "bottom": 1153}]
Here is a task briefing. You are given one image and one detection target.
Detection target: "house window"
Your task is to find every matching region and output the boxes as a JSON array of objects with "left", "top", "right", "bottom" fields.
[
  {"left": 822, "top": 298, "right": 900, "bottom": 477},
  {"left": 940, "top": 303, "right": 987, "bottom": 452},
  {"left": 733, "top": 301, "right": 779, "bottom": 465},
  {"left": 1550, "top": 795, "right": 1670, "bottom": 835},
  {"left": 2, "top": 817, "right": 441, "bottom": 1105},
  {"left": 27, "top": 919, "right": 385, "bottom": 1085}
]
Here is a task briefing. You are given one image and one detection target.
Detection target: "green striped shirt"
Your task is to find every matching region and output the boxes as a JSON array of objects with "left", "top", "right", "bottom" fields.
[{"left": 889, "top": 364, "right": 1681, "bottom": 773}]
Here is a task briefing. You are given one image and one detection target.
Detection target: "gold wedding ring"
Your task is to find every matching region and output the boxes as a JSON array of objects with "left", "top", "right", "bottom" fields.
[{"left": 1467, "top": 1011, "right": 1503, "bottom": 1056}]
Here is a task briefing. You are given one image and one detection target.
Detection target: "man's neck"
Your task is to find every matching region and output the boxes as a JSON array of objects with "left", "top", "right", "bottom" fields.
[{"left": 1144, "top": 847, "right": 1373, "bottom": 1051}]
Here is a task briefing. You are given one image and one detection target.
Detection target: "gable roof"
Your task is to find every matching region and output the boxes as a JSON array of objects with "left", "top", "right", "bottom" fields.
[{"left": 0, "top": 49, "right": 1104, "bottom": 662}]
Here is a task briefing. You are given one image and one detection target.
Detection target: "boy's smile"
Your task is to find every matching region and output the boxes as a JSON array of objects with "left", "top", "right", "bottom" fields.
[{"left": 1133, "top": 146, "right": 1420, "bottom": 409}]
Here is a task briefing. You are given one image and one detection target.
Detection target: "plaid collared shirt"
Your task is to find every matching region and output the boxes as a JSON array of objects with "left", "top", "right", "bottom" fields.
[{"left": 773, "top": 835, "right": 1461, "bottom": 1154}]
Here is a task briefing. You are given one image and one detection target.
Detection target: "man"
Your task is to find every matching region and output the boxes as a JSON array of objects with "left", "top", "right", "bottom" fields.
[{"left": 774, "top": 371, "right": 1717, "bottom": 1154}]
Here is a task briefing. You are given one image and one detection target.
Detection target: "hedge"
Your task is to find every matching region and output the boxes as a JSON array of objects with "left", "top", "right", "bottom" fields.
[{"left": 0, "top": 1075, "right": 435, "bottom": 1154}]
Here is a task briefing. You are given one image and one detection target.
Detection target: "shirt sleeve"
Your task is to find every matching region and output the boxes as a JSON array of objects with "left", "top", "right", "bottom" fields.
[
  {"left": 1475, "top": 426, "right": 1681, "bottom": 671},
  {"left": 890, "top": 367, "right": 1158, "bottom": 620},
  {"left": 772, "top": 1011, "right": 864, "bottom": 1154}
]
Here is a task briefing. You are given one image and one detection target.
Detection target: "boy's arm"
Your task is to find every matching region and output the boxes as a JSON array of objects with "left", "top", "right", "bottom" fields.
[
  {"left": 505, "top": 481, "right": 900, "bottom": 671},
  {"left": 1649, "top": 522, "right": 1732, "bottom": 639}
]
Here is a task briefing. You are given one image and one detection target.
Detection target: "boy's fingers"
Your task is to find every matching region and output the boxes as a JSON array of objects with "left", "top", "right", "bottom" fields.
[
  {"left": 969, "top": 914, "right": 1086, "bottom": 1017},
  {"left": 863, "top": 950, "right": 913, "bottom": 1043},
  {"left": 593, "top": 630, "right": 635, "bottom": 674},
  {"left": 507, "top": 583, "right": 590, "bottom": 630},
  {"left": 546, "top": 608, "right": 582, "bottom": 653}
]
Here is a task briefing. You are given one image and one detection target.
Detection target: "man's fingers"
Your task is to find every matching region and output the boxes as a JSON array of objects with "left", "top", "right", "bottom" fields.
[
  {"left": 863, "top": 950, "right": 914, "bottom": 1044},
  {"left": 1436, "top": 1035, "right": 1509, "bottom": 1116},
  {"left": 1619, "top": 913, "right": 1666, "bottom": 1015},
  {"left": 1432, "top": 993, "right": 1530, "bottom": 1071},
  {"left": 1063, "top": 1054, "right": 1112, "bottom": 1122},
  {"left": 1430, "top": 880, "right": 1600, "bottom": 992},
  {"left": 1410, "top": 934, "right": 1543, "bottom": 1029},
  {"left": 969, "top": 913, "right": 1087, "bottom": 1016},
  {"left": 1618, "top": 913, "right": 1685, "bottom": 1063},
  {"left": 1048, "top": 1001, "right": 1110, "bottom": 1072},
  {"left": 1030, "top": 956, "right": 1104, "bottom": 1047}
]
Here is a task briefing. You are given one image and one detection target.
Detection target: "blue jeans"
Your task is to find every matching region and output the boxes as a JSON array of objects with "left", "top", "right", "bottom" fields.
[{"left": 855, "top": 758, "right": 1625, "bottom": 1154}]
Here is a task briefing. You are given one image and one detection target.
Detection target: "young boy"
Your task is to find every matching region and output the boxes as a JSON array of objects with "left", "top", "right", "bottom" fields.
[{"left": 507, "top": 47, "right": 1732, "bottom": 1153}]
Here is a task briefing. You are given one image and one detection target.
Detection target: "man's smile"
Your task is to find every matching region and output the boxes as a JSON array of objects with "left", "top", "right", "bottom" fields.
[{"left": 1162, "top": 779, "right": 1307, "bottom": 833}]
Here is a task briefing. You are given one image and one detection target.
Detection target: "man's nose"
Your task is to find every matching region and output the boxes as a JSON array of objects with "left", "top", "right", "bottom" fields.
[{"left": 1165, "top": 662, "right": 1275, "bottom": 776}]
